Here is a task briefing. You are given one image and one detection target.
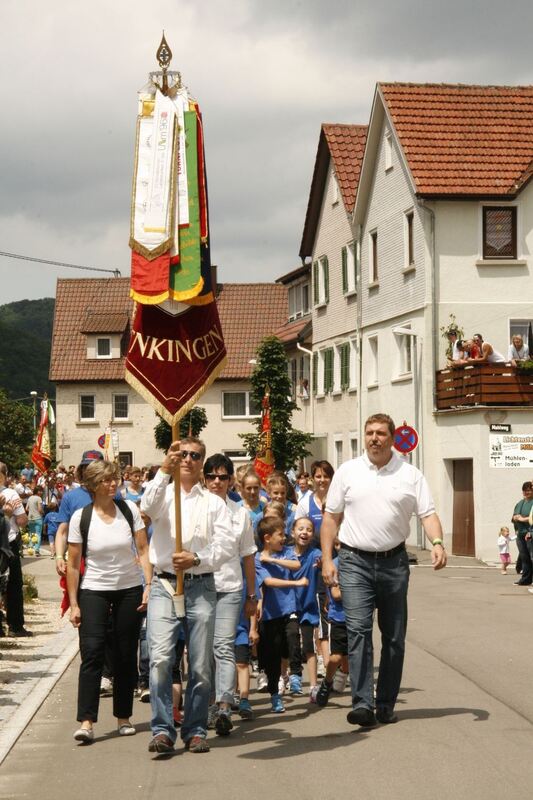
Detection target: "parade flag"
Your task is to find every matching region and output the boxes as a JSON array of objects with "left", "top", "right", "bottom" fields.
[
  {"left": 31, "top": 395, "right": 55, "bottom": 474},
  {"left": 254, "top": 390, "right": 275, "bottom": 486},
  {"left": 125, "top": 40, "right": 226, "bottom": 426}
]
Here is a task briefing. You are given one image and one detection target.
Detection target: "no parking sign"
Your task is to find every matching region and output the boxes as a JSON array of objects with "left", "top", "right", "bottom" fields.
[{"left": 393, "top": 423, "right": 419, "bottom": 454}]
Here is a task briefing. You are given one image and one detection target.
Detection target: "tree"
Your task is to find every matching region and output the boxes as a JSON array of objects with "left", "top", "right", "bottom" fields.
[
  {"left": 239, "top": 336, "right": 313, "bottom": 471},
  {"left": 0, "top": 390, "right": 34, "bottom": 469},
  {"left": 154, "top": 407, "right": 209, "bottom": 452}
]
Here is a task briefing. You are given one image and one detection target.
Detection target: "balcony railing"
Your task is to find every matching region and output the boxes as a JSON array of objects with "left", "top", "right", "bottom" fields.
[{"left": 436, "top": 364, "right": 533, "bottom": 410}]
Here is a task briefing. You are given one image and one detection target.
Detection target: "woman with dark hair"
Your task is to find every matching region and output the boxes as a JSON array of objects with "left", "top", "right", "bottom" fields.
[
  {"left": 294, "top": 461, "right": 335, "bottom": 540},
  {"left": 67, "top": 460, "right": 151, "bottom": 743}
]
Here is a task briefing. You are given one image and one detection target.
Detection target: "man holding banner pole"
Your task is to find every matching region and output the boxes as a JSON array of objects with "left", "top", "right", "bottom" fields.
[{"left": 141, "top": 437, "right": 234, "bottom": 754}]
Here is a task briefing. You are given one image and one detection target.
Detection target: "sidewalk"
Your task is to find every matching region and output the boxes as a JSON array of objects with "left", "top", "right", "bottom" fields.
[{"left": 0, "top": 551, "right": 78, "bottom": 765}]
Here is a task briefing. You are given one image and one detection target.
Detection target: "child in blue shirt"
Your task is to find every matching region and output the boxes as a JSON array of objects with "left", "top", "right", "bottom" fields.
[
  {"left": 255, "top": 517, "right": 307, "bottom": 713},
  {"left": 234, "top": 577, "right": 259, "bottom": 720},
  {"left": 287, "top": 517, "right": 322, "bottom": 701},
  {"left": 315, "top": 555, "right": 349, "bottom": 708},
  {"left": 43, "top": 508, "right": 60, "bottom": 559}
]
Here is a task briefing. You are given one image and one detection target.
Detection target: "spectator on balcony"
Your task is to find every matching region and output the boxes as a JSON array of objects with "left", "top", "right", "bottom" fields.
[
  {"left": 508, "top": 334, "right": 529, "bottom": 366},
  {"left": 448, "top": 339, "right": 469, "bottom": 366},
  {"left": 467, "top": 334, "right": 506, "bottom": 365}
]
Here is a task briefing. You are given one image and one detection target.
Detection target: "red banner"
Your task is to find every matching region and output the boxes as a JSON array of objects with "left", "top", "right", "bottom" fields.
[
  {"left": 125, "top": 300, "right": 226, "bottom": 426},
  {"left": 254, "top": 391, "right": 274, "bottom": 486}
]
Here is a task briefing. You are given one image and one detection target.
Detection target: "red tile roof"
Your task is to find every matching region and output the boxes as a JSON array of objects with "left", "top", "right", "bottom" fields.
[
  {"left": 300, "top": 124, "right": 367, "bottom": 259},
  {"left": 80, "top": 312, "right": 129, "bottom": 334},
  {"left": 50, "top": 279, "right": 288, "bottom": 383},
  {"left": 273, "top": 316, "right": 311, "bottom": 345},
  {"left": 216, "top": 283, "right": 288, "bottom": 379},
  {"left": 322, "top": 124, "right": 368, "bottom": 213},
  {"left": 380, "top": 83, "right": 533, "bottom": 196}
]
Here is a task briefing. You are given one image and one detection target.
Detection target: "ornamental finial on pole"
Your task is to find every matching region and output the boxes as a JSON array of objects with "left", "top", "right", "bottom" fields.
[{"left": 152, "top": 32, "right": 181, "bottom": 96}]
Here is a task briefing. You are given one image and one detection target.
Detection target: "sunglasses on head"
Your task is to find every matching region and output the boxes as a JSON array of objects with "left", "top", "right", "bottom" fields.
[
  {"left": 179, "top": 450, "right": 202, "bottom": 462},
  {"left": 204, "top": 473, "right": 230, "bottom": 481}
]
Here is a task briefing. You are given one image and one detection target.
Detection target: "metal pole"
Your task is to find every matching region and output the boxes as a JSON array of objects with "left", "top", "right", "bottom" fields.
[{"left": 171, "top": 423, "right": 184, "bottom": 601}]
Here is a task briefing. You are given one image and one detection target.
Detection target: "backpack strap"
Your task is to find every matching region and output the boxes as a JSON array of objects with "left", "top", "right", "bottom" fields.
[
  {"left": 80, "top": 503, "right": 94, "bottom": 560},
  {"left": 114, "top": 498, "right": 135, "bottom": 537}
]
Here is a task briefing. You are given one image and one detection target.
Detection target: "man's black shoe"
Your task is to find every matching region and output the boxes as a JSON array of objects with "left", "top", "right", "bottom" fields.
[
  {"left": 9, "top": 627, "right": 33, "bottom": 638},
  {"left": 514, "top": 580, "right": 531, "bottom": 585},
  {"left": 376, "top": 707, "right": 398, "bottom": 724},
  {"left": 346, "top": 707, "right": 376, "bottom": 727},
  {"left": 316, "top": 679, "right": 333, "bottom": 708},
  {"left": 215, "top": 711, "right": 233, "bottom": 736}
]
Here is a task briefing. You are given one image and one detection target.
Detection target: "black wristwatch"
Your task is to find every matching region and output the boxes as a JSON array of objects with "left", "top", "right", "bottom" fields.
[{"left": 192, "top": 553, "right": 201, "bottom": 567}]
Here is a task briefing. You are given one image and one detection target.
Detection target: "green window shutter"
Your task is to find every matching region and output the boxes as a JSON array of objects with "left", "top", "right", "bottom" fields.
[
  {"left": 341, "top": 344, "right": 350, "bottom": 390},
  {"left": 312, "top": 352, "right": 318, "bottom": 394},
  {"left": 313, "top": 261, "right": 319, "bottom": 305},
  {"left": 341, "top": 247, "right": 348, "bottom": 294},
  {"left": 324, "top": 348, "right": 334, "bottom": 393},
  {"left": 324, "top": 257, "right": 329, "bottom": 303}
]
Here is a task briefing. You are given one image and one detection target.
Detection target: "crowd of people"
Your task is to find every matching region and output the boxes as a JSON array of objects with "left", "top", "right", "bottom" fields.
[
  {"left": 447, "top": 329, "right": 530, "bottom": 367},
  {"left": 0, "top": 413, "right": 448, "bottom": 755}
]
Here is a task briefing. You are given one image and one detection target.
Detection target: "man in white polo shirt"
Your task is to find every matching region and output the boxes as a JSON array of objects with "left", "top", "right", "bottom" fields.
[
  {"left": 141, "top": 437, "right": 235, "bottom": 755},
  {"left": 321, "top": 413, "right": 446, "bottom": 728}
]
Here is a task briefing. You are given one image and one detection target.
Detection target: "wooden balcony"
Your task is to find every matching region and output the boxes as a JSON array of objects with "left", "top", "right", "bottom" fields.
[{"left": 436, "top": 364, "right": 533, "bottom": 410}]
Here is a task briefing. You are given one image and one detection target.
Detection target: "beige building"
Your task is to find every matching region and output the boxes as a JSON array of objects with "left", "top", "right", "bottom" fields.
[{"left": 50, "top": 277, "right": 287, "bottom": 469}]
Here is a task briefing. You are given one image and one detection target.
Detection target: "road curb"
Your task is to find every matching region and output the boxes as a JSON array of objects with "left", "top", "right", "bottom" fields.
[{"left": 0, "top": 627, "right": 79, "bottom": 767}]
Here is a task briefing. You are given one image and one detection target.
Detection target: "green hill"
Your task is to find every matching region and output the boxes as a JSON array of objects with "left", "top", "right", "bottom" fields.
[{"left": 0, "top": 298, "right": 55, "bottom": 400}]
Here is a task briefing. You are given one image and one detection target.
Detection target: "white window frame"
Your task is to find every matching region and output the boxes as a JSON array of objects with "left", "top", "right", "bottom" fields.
[
  {"left": 345, "top": 241, "right": 357, "bottom": 295},
  {"left": 393, "top": 323, "right": 413, "bottom": 379},
  {"left": 331, "top": 172, "right": 339, "bottom": 205},
  {"left": 384, "top": 131, "right": 393, "bottom": 171},
  {"left": 79, "top": 394, "right": 96, "bottom": 421},
  {"left": 316, "top": 256, "right": 328, "bottom": 306},
  {"left": 349, "top": 434, "right": 358, "bottom": 460},
  {"left": 221, "top": 391, "right": 260, "bottom": 419},
  {"left": 288, "top": 358, "right": 298, "bottom": 400},
  {"left": 112, "top": 393, "right": 129, "bottom": 421},
  {"left": 349, "top": 338, "right": 358, "bottom": 391},
  {"left": 297, "top": 355, "right": 310, "bottom": 399},
  {"left": 368, "top": 229, "right": 378, "bottom": 285},
  {"left": 334, "top": 437, "right": 344, "bottom": 470},
  {"left": 96, "top": 337, "right": 112, "bottom": 359},
  {"left": 367, "top": 334, "right": 379, "bottom": 387},
  {"left": 332, "top": 344, "right": 342, "bottom": 394},
  {"left": 477, "top": 201, "right": 521, "bottom": 263},
  {"left": 288, "top": 281, "right": 311, "bottom": 321}
]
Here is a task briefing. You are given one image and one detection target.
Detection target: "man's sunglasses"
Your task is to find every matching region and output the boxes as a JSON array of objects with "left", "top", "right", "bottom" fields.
[
  {"left": 179, "top": 450, "right": 203, "bottom": 462},
  {"left": 204, "top": 473, "right": 230, "bottom": 481}
]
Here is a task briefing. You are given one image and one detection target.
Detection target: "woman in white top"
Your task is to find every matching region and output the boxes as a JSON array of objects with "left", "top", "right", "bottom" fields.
[
  {"left": 508, "top": 334, "right": 529, "bottom": 366},
  {"left": 26, "top": 487, "right": 44, "bottom": 556},
  {"left": 67, "top": 460, "right": 151, "bottom": 743},
  {"left": 294, "top": 461, "right": 335, "bottom": 544}
]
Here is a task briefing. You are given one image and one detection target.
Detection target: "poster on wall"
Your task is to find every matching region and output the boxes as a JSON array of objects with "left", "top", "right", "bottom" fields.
[{"left": 489, "top": 434, "right": 533, "bottom": 468}]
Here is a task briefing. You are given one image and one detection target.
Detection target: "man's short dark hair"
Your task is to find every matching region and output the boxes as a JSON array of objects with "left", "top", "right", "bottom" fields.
[
  {"left": 365, "top": 414, "right": 395, "bottom": 437},
  {"left": 179, "top": 436, "right": 206, "bottom": 460},
  {"left": 257, "top": 516, "right": 284, "bottom": 545},
  {"left": 522, "top": 481, "right": 532, "bottom": 492},
  {"left": 203, "top": 453, "right": 234, "bottom": 477}
]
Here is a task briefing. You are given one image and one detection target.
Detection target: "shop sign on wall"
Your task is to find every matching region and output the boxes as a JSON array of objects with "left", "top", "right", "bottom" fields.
[{"left": 489, "top": 434, "right": 533, "bottom": 468}]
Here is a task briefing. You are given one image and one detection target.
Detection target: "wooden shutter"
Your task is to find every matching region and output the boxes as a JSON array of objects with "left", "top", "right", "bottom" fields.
[
  {"left": 324, "top": 257, "right": 329, "bottom": 303},
  {"left": 312, "top": 352, "right": 318, "bottom": 394},
  {"left": 341, "top": 247, "right": 348, "bottom": 294},
  {"left": 324, "top": 348, "right": 334, "bottom": 393},
  {"left": 341, "top": 344, "right": 350, "bottom": 390},
  {"left": 313, "top": 261, "right": 319, "bottom": 305}
]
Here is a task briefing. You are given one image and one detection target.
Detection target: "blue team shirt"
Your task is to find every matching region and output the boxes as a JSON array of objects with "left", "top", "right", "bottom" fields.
[
  {"left": 56, "top": 486, "right": 123, "bottom": 523},
  {"left": 327, "top": 558, "right": 345, "bottom": 623},
  {"left": 288, "top": 545, "right": 321, "bottom": 625},
  {"left": 234, "top": 570, "right": 261, "bottom": 647},
  {"left": 255, "top": 547, "right": 299, "bottom": 621},
  {"left": 43, "top": 511, "right": 60, "bottom": 536}
]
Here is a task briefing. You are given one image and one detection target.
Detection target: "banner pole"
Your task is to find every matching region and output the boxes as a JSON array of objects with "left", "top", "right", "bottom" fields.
[{"left": 171, "top": 422, "right": 185, "bottom": 612}]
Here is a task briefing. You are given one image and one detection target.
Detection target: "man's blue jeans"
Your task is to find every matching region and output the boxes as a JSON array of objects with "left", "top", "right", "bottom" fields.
[
  {"left": 213, "top": 590, "right": 242, "bottom": 705},
  {"left": 147, "top": 573, "right": 216, "bottom": 742},
  {"left": 338, "top": 545, "right": 409, "bottom": 713}
]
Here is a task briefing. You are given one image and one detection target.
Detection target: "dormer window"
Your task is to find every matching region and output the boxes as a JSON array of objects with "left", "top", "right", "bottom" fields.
[{"left": 96, "top": 337, "right": 112, "bottom": 358}]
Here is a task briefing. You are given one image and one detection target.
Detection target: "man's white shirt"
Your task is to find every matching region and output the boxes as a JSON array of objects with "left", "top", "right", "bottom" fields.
[{"left": 326, "top": 451, "right": 435, "bottom": 551}]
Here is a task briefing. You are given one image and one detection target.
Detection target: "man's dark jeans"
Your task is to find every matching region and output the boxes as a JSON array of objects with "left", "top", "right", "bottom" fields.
[
  {"left": 338, "top": 545, "right": 409, "bottom": 713},
  {"left": 516, "top": 536, "right": 532, "bottom": 584}
]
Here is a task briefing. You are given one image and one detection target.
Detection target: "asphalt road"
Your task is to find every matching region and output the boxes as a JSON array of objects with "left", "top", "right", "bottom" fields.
[{"left": 1, "top": 564, "right": 532, "bottom": 800}]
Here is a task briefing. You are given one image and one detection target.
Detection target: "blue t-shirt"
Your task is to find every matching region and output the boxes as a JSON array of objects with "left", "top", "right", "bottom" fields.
[
  {"left": 125, "top": 488, "right": 143, "bottom": 504},
  {"left": 43, "top": 511, "right": 60, "bottom": 536},
  {"left": 56, "top": 486, "right": 122, "bottom": 523},
  {"left": 255, "top": 547, "right": 299, "bottom": 621},
  {"left": 308, "top": 494, "right": 324, "bottom": 539},
  {"left": 327, "top": 558, "right": 345, "bottom": 623},
  {"left": 288, "top": 545, "right": 321, "bottom": 625}
]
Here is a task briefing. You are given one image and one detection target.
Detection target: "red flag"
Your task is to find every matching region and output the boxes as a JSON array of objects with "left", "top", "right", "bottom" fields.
[{"left": 254, "top": 390, "right": 275, "bottom": 486}]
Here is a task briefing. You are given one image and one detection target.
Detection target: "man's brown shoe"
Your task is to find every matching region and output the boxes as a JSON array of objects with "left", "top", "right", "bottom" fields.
[
  {"left": 148, "top": 734, "right": 174, "bottom": 753},
  {"left": 184, "top": 735, "right": 210, "bottom": 753}
]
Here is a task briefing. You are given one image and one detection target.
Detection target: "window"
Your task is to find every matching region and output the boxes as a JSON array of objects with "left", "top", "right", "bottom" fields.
[
  {"left": 113, "top": 393, "right": 129, "bottom": 420},
  {"left": 223, "top": 449, "right": 248, "bottom": 466},
  {"left": 118, "top": 451, "right": 133, "bottom": 470},
  {"left": 339, "top": 342, "right": 350, "bottom": 390},
  {"left": 342, "top": 242, "right": 357, "bottom": 295},
  {"left": 334, "top": 439, "right": 344, "bottom": 469},
  {"left": 288, "top": 281, "right": 311, "bottom": 321},
  {"left": 298, "top": 355, "right": 310, "bottom": 398},
  {"left": 394, "top": 325, "right": 413, "bottom": 376},
  {"left": 368, "top": 335, "right": 378, "bottom": 386},
  {"left": 288, "top": 358, "right": 298, "bottom": 400},
  {"left": 349, "top": 338, "right": 358, "bottom": 391},
  {"left": 385, "top": 132, "right": 393, "bottom": 171},
  {"left": 509, "top": 318, "right": 533, "bottom": 345},
  {"left": 222, "top": 391, "right": 260, "bottom": 418},
  {"left": 350, "top": 436, "right": 358, "bottom": 459},
  {"left": 331, "top": 173, "right": 339, "bottom": 205},
  {"left": 323, "top": 348, "right": 334, "bottom": 394},
  {"left": 369, "top": 231, "right": 378, "bottom": 284},
  {"left": 404, "top": 210, "right": 415, "bottom": 267},
  {"left": 313, "top": 256, "right": 329, "bottom": 306},
  {"left": 96, "top": 337, "right": 111, "bottom": 358},
  {"left": 482, "top": 206, "right": 517, "bottom": 259},
  {"left": 79, "top": 394, "right": 95, "bottom": 420}
]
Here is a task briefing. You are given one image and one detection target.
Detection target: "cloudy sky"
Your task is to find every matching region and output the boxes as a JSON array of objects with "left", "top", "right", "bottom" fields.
[{"left": 2, "top": 0, "right": 533, "bottom": 303}]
